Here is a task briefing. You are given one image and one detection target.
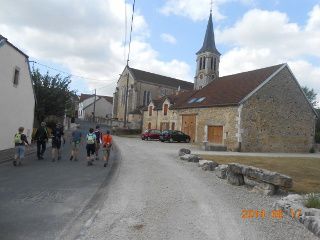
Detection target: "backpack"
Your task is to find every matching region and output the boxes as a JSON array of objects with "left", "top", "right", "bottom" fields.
[
  {"left": 87, "top": 133, "right": 95, "bottom": 144},
  {"left": 14, "top": 133, "right": 22, "bottom": 144}
]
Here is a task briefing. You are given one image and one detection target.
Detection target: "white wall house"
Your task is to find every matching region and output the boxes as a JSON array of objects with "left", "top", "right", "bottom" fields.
[
  {"left": 78, "top": 93, "right": 113, "bottom": 119},
  {"left": 0, "top": 35, "right": 35, "bottom": 150}
]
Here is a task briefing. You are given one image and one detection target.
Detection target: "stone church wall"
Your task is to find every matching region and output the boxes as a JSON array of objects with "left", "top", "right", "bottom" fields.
[{"left": 241, "top": 66, "right": 316, "bottom": 152}]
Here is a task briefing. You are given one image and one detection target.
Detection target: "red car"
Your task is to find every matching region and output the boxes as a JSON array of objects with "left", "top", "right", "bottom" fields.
[{"left": 141, "top": 129, "right": 161, "bottom": 140}]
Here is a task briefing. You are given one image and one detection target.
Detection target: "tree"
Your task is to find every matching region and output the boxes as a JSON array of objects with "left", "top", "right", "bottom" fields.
[
  {"left": 32, "top": 68, "right": 75, "bottom": 124},
  {"left": 302, "top": 86, "right": 318, "bottom": 107}
]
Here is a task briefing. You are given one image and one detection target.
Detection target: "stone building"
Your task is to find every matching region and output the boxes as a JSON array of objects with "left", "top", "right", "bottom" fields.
[
  {"left": 112, "top": 66, "right": 193, "bottom": 126},
  {"left": 142, "top": 12, "right": 318, "bottom": 152}
]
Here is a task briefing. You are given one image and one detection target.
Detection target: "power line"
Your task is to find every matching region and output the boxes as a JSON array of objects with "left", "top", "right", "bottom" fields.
[{"left": 29, "top": 60, "right": 110, "bottom": 82}]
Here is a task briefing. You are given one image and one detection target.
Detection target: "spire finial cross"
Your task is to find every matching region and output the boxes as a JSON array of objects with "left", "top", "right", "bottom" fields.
[{"left": 210, "top": 0, "right": 213, "bottom": 13}]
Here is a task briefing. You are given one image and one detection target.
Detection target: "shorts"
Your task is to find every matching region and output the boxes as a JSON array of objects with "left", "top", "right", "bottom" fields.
[
  {"left": 52, "top": 139, "right": 62, "bottom": 149},
  {"left": 95, "top": 142, "right": 100, "bottom": 151},
  {"left": 72, "top": 141, "right": 80, "bottom": 150},
  {"left": 86, "top": 144, "right": 95, "bottom": 157},
  {"left": 15, "top": 145, "right": 25, "bottom": 159}
]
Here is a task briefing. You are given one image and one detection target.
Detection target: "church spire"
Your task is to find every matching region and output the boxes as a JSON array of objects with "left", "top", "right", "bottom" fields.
[{"left": 196, "top": 12, "right": 220, "bottom": 56}]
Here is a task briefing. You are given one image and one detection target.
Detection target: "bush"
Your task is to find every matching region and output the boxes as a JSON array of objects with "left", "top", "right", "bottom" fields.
[
  {"left": 309, "top": 147, "right": 315, "bottom": 153},
  {"left": 305, "top": 193, "right": 320, "bottom": 209}
]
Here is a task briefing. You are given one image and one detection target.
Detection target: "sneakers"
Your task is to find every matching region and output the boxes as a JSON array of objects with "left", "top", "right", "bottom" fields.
[
  {"left": 13, "top": 161, "right": 17, "bottom": 166},
  {"left": 70, "top": 156, "right": 73, "bottom": 161}
]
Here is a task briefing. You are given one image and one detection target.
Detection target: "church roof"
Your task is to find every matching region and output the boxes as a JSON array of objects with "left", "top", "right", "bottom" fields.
[
  {"left": 173, "top": 64, "right": 286, "bottom": 109},
  {"left": 128, "top": 67, "right": 194, "bottom": 90},
  {"left": 196, "top": 13, "right": 220, "bottom": 55}
]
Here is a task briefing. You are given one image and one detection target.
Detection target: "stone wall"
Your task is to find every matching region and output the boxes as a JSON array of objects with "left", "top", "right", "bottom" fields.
[
  {"left": 143, "top": 104, "right": 239, "bottom": 151},
  {"left": 241, "top": 66, "right": 316, "bottom": 152}
]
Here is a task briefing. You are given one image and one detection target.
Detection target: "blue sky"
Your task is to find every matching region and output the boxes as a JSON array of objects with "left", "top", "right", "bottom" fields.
[{"left": 1, "top": 0, "right": 319, "bottom": 105}]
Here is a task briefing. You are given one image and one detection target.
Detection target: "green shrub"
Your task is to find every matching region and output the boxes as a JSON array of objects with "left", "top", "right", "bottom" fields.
[
  {"left": 305, "top": 193, "right": 320, "bottom": 209},
  {"left": 309, "top": 147, "right": 315, "bottom": 153}
]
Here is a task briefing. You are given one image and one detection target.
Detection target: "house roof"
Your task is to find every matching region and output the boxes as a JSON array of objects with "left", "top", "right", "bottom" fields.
[
  {"left": 0, "top": 35, "right": 29, "bottom": 58},
  {"left": 79, "top": 93, "right": 112, "bottom": 103},
  {"left": 173, "top": 64, "right": 285, "bottom": 109},
  {"left": 128, "top": 67, "right": 194, "bottom": 90},
  {"left": 196, "top": 13, "right": 220, "bottom": 55}
]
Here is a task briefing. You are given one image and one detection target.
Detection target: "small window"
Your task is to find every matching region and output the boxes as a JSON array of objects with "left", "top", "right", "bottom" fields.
[
  {"left": 163, "top": 104, "right": 168, "bottom": 116},
  {"left": 149, "top": 106, "right": 153, "bottom": 116},
  {"left": 188, "top": 98, "right": 197, "bottom": 103},
  {"left": 13, "top": 68, "right": 20, "bottom": 86},
  {"left": 196, "top": 97, "right": 206, "bottom": 103}
]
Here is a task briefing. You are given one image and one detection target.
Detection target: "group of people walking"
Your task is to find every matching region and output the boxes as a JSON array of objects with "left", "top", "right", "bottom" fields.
[{"left": 13, "top": 123, "right": 112, "bottom": 168}]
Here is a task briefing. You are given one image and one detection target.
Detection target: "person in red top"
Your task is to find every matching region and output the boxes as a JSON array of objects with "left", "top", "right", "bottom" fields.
[{"left": 102, "top": 130, "right": 112, "bottom": 167}]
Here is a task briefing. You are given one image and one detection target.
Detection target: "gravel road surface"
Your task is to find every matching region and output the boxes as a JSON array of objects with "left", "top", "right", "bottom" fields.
[{"left": 65, "top": 136, "right": 317, "bottom": 240}]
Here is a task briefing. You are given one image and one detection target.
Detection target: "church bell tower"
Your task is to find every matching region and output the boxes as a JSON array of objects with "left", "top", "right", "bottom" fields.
[{"left": 194, "top": 11, "right": 221, "bottom": 90}]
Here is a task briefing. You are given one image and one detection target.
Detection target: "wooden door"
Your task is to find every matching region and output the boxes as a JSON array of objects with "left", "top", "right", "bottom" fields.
[
  {"left": 160, "top": 122, "right": 169, "bottom": 131},
  {"left": 182, "top": 115, "right": 196, "bottom": 142},
  {"left": 208, "top": 126, "right": 223, "bottom": 144}
]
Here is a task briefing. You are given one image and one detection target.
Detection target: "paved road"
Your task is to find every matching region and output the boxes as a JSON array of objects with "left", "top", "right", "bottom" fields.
[
  {"left": 0, "top": 125, "right": 117, "bottom": 240},
  {"left": 65, "top": 137, "right": 317, "bottom": 240}
]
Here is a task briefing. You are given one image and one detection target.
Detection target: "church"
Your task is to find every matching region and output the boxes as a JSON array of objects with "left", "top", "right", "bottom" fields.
[{"left": 113, "top": 12, "right": 318, "bottom": 152}]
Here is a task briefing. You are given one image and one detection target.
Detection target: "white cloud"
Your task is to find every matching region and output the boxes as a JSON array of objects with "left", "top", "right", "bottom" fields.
[
  {"left": 218, "top": 5, "right": 320, "bottom": 107},
  {"left": 0, "top": 0, "right": 191, "bottom": 96},
  {"left": 160, "top": 33, "right": 177, "bottom": 44},
  {"left": 159, "top": 0, "right": 255, "bottom": 21}
]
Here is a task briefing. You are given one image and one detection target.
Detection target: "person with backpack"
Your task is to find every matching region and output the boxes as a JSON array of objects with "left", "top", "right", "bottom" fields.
[
  {"left": 94, "top": 125, "right": 102, "bottom": 160},
  {"left": 13, "top": 127, "right": 29, "bottom": 166},
  {"left": 102, "top": 130, "right": 112, "bottom": 167},
  {"left": 51, "top": 123, "right": 65, "bottom": 162},
  {"left": 34, "top": 122, "right": 48, "bottom": 160},
  {"left": 69, "top": 125, "right": 82, "bottom": 161},
  {"left": 86, "top": 128, "right": 96, "bottom": 166}
]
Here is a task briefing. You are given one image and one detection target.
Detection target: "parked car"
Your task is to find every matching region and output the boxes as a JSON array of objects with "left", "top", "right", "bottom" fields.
[
  {"left": 141, "top": 129, "right": 161, "bottom": 140},
  {"left": 160, "top": 130, "right": 191, "bottom": 143}
]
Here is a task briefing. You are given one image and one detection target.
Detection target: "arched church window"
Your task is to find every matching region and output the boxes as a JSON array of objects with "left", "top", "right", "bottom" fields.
[
  {"left": 203, "top": 57, "right": 206, "bottom": 69},
  {"left": 214, "top": 58, "right": 217, "bottom": 71},
  {"left": 199, "top": 57, "right": 202, "bottom": 70},
  {"left": 210, "top": 57, "right": 213, "bottom": 69},
  {"left": 143, "top": 90, "right": 147, "bottom": 106}
]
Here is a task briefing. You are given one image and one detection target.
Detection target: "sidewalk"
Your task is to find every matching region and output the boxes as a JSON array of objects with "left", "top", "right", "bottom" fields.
[
  {"left": 0, "top": 144, "right": 37, "bottom": 164},
  {"left": 192, "top": 149, "right": 320, "bottom": 158}
]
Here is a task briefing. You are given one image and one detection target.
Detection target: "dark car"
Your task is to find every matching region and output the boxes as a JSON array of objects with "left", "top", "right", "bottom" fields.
[
  {"left": 141, "top": 129, "right": 161, "bottom": 140},
  {"left": 160, "top": 130, "right": 191, "bottom": 143}
]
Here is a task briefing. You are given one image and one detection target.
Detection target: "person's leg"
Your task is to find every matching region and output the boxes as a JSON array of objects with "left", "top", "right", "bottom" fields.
[
  {"left": 57, "top": 143, "right": 61, "bottom": 160},
  {"left": 13, "top": 147, "right": 18, "bottom": 166},
  {"left": 74, "top": 144, "right": 79, "bottom": 161},
  {"left": 18, "top": 146, "right": 25, "bottom": 166},
  {"left": 37, "top": 141, "right": 41, "bottom": 159},
  {"left": 41, "top": 141, "right": 46, "bottom": 158},
  {"left": 52, "top": 147, "right": 56, "bottom": 161},
  {"left": 86, "top": 145, "right": 91, "bottom": 165}
]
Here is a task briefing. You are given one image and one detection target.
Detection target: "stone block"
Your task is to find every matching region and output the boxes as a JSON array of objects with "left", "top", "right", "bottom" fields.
[
  {"left": 180, "top": 154, "right": 201, "bottom": 162},
  {"left": 228, "top": 163, "right": 292, "bottom": 188},
  {"left": 201, "top": 160, "right": 219, "bottom": 171},
  {"left": 215, "top": 164, "right": 228, "bottom": 179},
  {"left": 178, "top": 148, "right": 191, "bottom": 156},
  {"left": 227, "top": 171, "right": 244, "bottom": 186}
]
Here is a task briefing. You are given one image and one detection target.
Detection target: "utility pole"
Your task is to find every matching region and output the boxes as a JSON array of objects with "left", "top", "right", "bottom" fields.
[
  {"left": 123, "top": 65, "right": 129, "bottom": 128},
  {"left": 93, "top": 89, "right": 96, "bottom": 122}
]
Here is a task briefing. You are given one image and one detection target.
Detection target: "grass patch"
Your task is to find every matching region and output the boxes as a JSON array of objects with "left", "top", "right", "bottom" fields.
[
  {"left": 200, "top": 155, "right": 320, "bottom": 194},
  {"left": 305, "top": 193, "right": 320, "bottom": 209}
]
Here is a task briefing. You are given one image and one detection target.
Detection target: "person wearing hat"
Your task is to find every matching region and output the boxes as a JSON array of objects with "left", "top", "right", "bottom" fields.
[{"left": 34, "top": 122, "right": 48, "bottom": 160}]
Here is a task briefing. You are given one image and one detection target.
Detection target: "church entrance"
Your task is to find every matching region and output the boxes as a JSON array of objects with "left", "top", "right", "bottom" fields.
[{"left": 181, "top": 114, "right": 196, "bottom": 142}]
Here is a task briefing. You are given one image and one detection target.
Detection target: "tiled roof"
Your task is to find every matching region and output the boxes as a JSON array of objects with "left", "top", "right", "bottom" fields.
[
  {"left": 129, "top": 67, "right": 194, "bottom": 90},
  {"left": 173, "top": 64, "right": 285, "bottom": 109},
  {"left": 79, "top": 93, "right": 112, "bottom": 103}
]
